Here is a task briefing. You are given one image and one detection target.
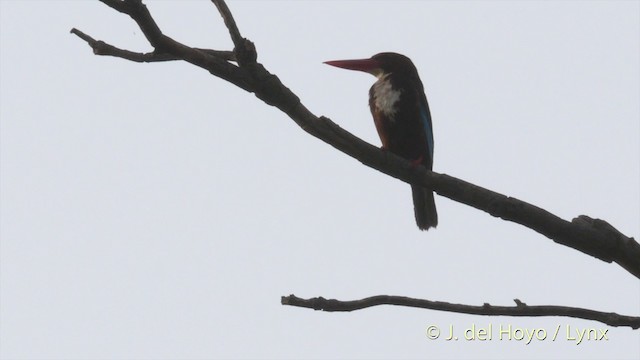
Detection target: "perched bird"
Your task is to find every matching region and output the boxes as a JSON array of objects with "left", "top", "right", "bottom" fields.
[{"left": 324, "top": 52, "right": 437, "bottom": 230}]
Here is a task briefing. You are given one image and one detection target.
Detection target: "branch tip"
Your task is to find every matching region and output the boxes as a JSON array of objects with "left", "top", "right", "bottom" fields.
[{"left": 211, "top": 0, "right": 243, "bottom": 46}]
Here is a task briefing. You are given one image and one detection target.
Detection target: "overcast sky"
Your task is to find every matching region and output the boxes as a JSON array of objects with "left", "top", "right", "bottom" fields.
[{"left": 1, "top": 1, "right": 639, "bottom": 359}]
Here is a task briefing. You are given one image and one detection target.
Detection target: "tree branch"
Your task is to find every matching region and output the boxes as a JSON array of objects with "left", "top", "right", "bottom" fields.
[
  {"left": 281, "top": 294, "right": 640, "bottom": 329},
  {"left": 211, "top": 0, "right": 243, "bottom": 48},
  {"left": 69, "top": 28, "right": 235, "bottom": 62},
  {"left": 71, "top": 1, "right": 640, "bottom": 278},
  {"left": 98, "top": 0, "right": 164, "bottom": 48}
]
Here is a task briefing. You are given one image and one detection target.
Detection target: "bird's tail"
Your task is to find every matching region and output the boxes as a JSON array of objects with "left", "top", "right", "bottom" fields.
[{"left": 411, "top": 185, "right": 438, "bottom": 231}]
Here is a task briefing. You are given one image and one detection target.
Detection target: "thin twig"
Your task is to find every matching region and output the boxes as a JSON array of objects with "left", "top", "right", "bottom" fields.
[
  {"left": 73, "top": 2, "right": 254, "bottom": 90},
  {"left": 211, "top": 0, "right": 256, "bottom": 65},
  {"left": 281, "top": 295, "right": 640, "bottom": 329},
  {"left": 211, "top": 0, "right": 243, "bottom": 48},
  {"left": 70, "top": 28, "right": 235, "bottom": 62}
]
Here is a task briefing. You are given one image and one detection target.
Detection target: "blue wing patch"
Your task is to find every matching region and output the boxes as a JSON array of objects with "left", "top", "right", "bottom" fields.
[{"left": 418, "top": 99, "right": 434, "bottom": 161}]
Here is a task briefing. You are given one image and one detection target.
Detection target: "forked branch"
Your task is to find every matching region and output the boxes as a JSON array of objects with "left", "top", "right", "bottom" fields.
[{"left": 71, "top": 0, "right": 640, "bottom": 328}]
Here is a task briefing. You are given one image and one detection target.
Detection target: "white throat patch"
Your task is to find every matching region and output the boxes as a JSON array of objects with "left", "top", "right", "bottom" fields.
[{"left": 372, "top": 74, "right": 402, "bottom": 119}]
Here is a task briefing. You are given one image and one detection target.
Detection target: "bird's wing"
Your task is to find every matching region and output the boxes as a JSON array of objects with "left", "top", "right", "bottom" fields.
[{"left": 418, "top": 95, "right": 434, "bottom": 164}]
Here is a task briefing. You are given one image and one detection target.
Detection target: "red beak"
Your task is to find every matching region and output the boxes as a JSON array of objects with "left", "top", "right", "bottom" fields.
[{"left": 323, "top": 58, "right": 381, "bottom": 75}]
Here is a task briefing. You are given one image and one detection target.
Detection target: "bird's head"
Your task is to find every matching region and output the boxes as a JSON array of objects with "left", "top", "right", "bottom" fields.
[{"left": 324, "top": 52, "right": 418, "bottom": 79}]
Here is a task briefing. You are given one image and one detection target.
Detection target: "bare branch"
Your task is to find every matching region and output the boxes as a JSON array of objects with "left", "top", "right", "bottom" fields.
[
  {"left": 211, "top": 0, "right": 256, "bottom": 66},
  {"left": 71, "top": 0, "right": 640, "bottom": 280},
  {"left": 70, "top": 28, "right": 171, "bottom": 62},
  {"left": 70, "top": 28, "right": 234, "bottom": 62},
  {"left": 281, "top": 295, "right": 640, "bottom": 329},
  {"left": 73, "top": 1, "right": 255, "bottom": 90},
  {"left": 211, "top": 0, "right": 243, "bottom": 48},
  {"left": 98, "top": 0, "right": 163, "bottom": 48}
]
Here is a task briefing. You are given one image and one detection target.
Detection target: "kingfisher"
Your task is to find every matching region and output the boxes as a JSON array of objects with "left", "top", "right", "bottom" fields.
[{"left": 324, "top": 52, "right": 437, "bottom": 230}]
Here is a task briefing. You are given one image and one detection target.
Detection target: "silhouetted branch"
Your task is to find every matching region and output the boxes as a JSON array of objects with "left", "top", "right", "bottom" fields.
[
  {"left": 69, "top": 28, "right": 234, "bottom": 62},
  {"left": 211, "top": 0, "right": 243, "bottom": 48},
  {"left": 71, "top": 2, "right": 640, "bottom": 280},
  {"left": 281, "top": 295, "right": 640, "bottom": 329}
]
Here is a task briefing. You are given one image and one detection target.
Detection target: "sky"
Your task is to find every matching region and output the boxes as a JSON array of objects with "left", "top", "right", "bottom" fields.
[{"left": 1, "top": 1, "right": 639, "bottom": 359}]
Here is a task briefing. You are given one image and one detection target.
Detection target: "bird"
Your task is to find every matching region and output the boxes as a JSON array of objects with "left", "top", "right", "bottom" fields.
[{"left": 324, "top": 52, "right": 437, "bottom": 230}]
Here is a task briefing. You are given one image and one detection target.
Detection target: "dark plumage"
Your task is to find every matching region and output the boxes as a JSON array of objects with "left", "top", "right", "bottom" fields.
[{"left": 325, "top": 52, "right": 437, "bottom": 230}]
